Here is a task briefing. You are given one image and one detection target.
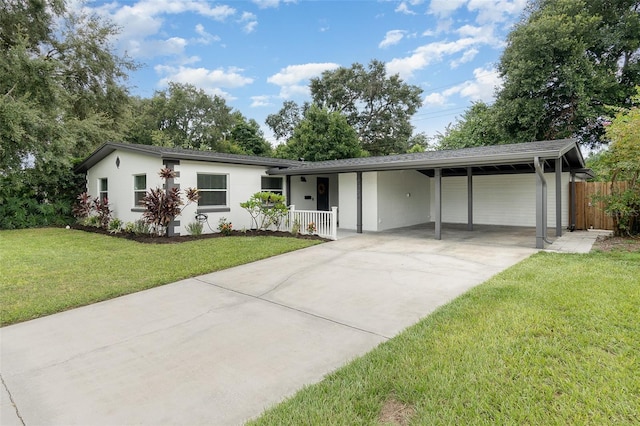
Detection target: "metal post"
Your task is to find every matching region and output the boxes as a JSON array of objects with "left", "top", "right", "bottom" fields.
[
  {"left": 286, "top": 175, "right": 291, "bottom": 206},
  {"left": 356, "top": 172, "right": 362, "bottom": 234},
  {"left": 467, "top": 167, "right": 473, "bottom": 231},
  {"left": 435, "top": 168, "right": 442, "bottom": 240},
  {"left": 555, "top": 158, "right": 562, "bottom": 237},
  {"left": 534, "top": 157, "right": 546, "bottom": 249}
]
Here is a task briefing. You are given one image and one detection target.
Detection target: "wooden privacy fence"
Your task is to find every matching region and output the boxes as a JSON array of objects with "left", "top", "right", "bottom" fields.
[{"left": 573, "top": 181, "right": 629, "bottom": 230}]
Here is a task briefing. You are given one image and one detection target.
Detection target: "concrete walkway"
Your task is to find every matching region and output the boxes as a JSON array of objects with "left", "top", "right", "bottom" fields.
[
  {"left": 544, "top": 229, "right": 612, "bottom": 253},
  {"left": 1, "top": 232, "right": 536, "bottom": 426}
]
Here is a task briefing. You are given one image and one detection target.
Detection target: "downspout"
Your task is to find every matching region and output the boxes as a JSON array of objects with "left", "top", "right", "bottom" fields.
[
  {"left": 570, "top": 171, "right": 576, "bottom": 231},
  {"left": 534, "top": 157, "right": 553, "bottom": 246}
]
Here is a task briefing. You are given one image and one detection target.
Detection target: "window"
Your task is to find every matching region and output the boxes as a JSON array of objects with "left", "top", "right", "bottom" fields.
[
  {"left": 197, "top": 174, "right": 228, "bottom": 206},
  {"left": 134, "top": 174, "right": 146, "bottom": 206},
  {"left": 99, "top": 178, "right": 108, "bottom": 202},
  {"left": 261, "top": 176, "right": 283, "bottom": 195}
]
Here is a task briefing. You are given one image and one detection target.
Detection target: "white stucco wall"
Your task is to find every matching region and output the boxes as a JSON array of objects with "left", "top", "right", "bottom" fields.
[
  {"left": 177, "top": 160, "right": 280, "bottom": 234},
  {"left": 375, "top": 170, "right": 430, "bottom": 231},
  {"left": 85, "top": 149, "right": 284, "bottom": 235},
  {"left": 338, "top": 173, "right": 357, "bottom": 229},
  {"left": 85, "top": 150, "right": 164, "bottom": 224},
  {"left": 430, "top": 172, "right": 571, "bottom": 227},
  {"left": 337, "top": 172, "right": 378, "bottom": 231},
  {"left": 289, "top": 174, "right": 338, "bottom": 211}
]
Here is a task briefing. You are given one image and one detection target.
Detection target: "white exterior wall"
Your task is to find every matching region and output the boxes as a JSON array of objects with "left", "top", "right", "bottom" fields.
[
  {"left": 289, "top": 174, "right": 338, "bottom": 211},
  {"left": 85, "top": 149, "right": 284, "bottom": 235},
  {"left": 85, "top": 150, "right": 164, "bottom": 224},
  {"left": 338, "top": 173, "right": 357, "bottom": 229},
  {"left": 431, "top": 172, "right": 571, "bottom": 227},
  {"left": 177, "top": 160, "right": 278, "bottom": 234},
  {"left": 337, "top": 172, "right": 378, "bottom": 231},
  {"left": 376, "top": 170, "right": 430, "bottom": 231}
]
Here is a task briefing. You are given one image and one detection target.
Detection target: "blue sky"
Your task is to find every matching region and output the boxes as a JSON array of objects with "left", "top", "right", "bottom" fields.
[{"left": 81, "top": 0, "right": 528, "bottom": 145}]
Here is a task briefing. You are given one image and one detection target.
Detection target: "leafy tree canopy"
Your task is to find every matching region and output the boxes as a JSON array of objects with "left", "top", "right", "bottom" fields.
[
  {"left": 267, "top": 60, "right": 423, "bottom": 156},
  {"left": 437, "top": 0, "right": 640, "bottom": 150},
  {"left": 0, "top": 0, "right": 135, "bottom": 172},
  {"left": 274, "top": 104, "right": 364, "bottom": 161}
]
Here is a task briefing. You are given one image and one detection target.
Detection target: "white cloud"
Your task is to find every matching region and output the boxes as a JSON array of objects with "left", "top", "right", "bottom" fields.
[
  {"left": 450, "top": 48, "right": 479, "bottom": 68},
  {"left": 267, "top": 62, "right": 340, "bottom": 98},
  {"left": 428, "top": 0, "right": 468, "bottom": 17},
  {"left": 87, "top": 0, "right": 236, "bottom": 59},
  {"left": 155, "top": 65, "right": 254, "bottom": 100},
  {"left": 468, "top": 0, "right": 527, "bottom": 24},
  {"left": 423, "top": 92, "right": 448, "bottom": 106},
  {"left": 194, "top": 24, "right": 220, "bottom": 45},
  {"left": 239, "top": 11, "right": 258, "bottom": 33},
  {"left": 386, "top": 37, "right": 478, "bottom": 78},
  {"left": 252, "top": 0, "right": 297, "bottom": 8},
  {"left": 423, "top": 67, "right": 502, "bottom": 106},
  {"left": 250, "top": 95, "right": 273, "bottom": 107},
  {"left": 267, "top": 63, "right": 339, "bottom": 86},
  {"left": 395, "top": 2, "right": 416, "bottom": 15},
  {"left": 379, "top": 30, "right": 406, "bottom": 49}
]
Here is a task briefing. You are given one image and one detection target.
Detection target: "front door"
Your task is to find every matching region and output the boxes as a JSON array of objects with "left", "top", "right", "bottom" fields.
[{"left": 316, "top": 177, "right": 329, "bottom": 211}]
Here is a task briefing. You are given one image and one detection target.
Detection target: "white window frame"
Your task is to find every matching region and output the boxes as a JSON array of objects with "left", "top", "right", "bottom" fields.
[
  {"left": 133, "top": 174, "right": 146, "bottom": 207},
  {"left": 98, "top": 178, "right": 108, "bottom": 202},
  {"left": 197, "top": 173, "right": 229, "bottom": 207}
]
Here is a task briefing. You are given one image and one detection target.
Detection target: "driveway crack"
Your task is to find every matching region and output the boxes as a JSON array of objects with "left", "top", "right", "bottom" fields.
[
  {"left": 193, "top": 277, "right": 391, "bottom": 340},
  {"left": 1, "top": 373, "right": 26, "bottom": 426}
]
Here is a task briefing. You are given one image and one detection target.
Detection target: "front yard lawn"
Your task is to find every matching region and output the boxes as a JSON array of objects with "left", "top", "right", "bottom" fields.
[
  {"left": 250, "top": 250, "right": 640, "bottom": 425},
  {"left": 0, "top": 228, "right": 320, "bottom": 326}
]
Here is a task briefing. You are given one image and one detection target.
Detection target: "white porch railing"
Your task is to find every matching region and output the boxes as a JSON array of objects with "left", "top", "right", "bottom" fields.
[{"left": 288, "top": 205, "right": 338, "bottom": 240}]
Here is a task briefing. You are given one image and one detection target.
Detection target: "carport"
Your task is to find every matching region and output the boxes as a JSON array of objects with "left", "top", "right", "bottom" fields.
[{"left": 269, "top": 139, "right": 592, "bottom": 249}]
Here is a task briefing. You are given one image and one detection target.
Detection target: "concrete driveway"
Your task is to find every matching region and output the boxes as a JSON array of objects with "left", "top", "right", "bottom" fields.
[{"left": 1, "top": 232, "right": 535, "bottom": 425}]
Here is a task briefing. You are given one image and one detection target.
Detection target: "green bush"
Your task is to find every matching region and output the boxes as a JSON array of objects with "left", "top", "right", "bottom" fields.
[{"left": 185, "top": 221, "right": 203, "bottom": 236}]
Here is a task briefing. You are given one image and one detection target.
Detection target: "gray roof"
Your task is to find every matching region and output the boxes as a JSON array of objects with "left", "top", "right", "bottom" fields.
[
  {"left": 77, "top": 139, "right": 590, "bottom": 178},
  {"left": 76, "top": 142, "right": 301, "bottom": 172},
  {"left": 267, "top": 138, "right": 587, "bottom": 177}
]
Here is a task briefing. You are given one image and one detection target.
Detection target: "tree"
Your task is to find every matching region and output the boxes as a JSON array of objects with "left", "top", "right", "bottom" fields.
[
  {"left": 597, "top": 88, "right": 640, "bottom": 235},
  {"left": 124, "top": 83, "right": 246, "bottom": 153},
  {"left": 275, "top": 104, "right": 363, "bottom": 161},
  {"left": 435, "top": 102, "right": 507, "bottom": 149},
  {"left": 265, "top": 100, "right": 307, "bottom": 143},
  {"left": 0, "top": 1, "right": 135, "bottom": 229},
  {"left": 0, "top": 2, "right": 135, "bottom": 171},
  {"left": 495, "top": 0, "right": 640, "bottom": 148},
  {"left": 310, "top": 60, "right": 423, "bottom": 156},
  {"left": 229, "top": 119, "right": 272, "bottom": 157}
]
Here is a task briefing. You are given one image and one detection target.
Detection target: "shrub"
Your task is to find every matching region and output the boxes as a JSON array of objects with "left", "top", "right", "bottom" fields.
[
  {"left": 217, "top": 217, "right": 233, "bottom": 236},
  {"left": 186, "top": 221, "right": 203, "bottom": 236},
  {"left": 124, "top": 219, "right": 152, "bottom": 235},
  {"left": 307, "top": 222, "right": 317, "bottom": 235},
  {"left": 72, "top": 193, "right": 112, "bottom": 229},
  {"left": 240, "top": 192, "right": 288, "bottom": 230},
  {"left": 140, "top": 168, "right": 199, "bottom": 236},
  {"left": 291, "top": 219, "right": 301, "bottom": 236},
  {"left": 108, "top": 218, "right": 123, "bottom": 234}
]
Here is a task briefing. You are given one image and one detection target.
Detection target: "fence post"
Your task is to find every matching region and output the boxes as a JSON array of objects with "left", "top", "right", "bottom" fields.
[
  {"left": 289, "top": 205, "right": 295, "bottom": 233},
  {"left": 331, "top": 206, "right": 338, "bottom": 240}
]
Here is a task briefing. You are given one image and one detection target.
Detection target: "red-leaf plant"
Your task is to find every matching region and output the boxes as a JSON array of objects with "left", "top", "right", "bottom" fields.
[{"left": 140, "top": 168, "right": 199, "bottom": 236}]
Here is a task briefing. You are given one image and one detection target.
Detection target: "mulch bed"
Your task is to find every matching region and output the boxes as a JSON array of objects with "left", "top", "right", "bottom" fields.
[
  {"left": 69, "top": 224, "right": 328, "bottom": 244},
  {"left": 592, "top": 235, "right": 640, "bottom": 252}
]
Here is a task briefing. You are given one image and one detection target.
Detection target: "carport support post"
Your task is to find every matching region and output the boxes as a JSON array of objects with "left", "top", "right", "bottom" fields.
[
  {"left": 555, "top": 158, "right": 562, "bottom": 237},
  {"left": 534, "top": 157, "right": 546, "bottom": 249},
  {"left": 356, "top": 171, "right": 363, "bottom": 234},
  {"left": 467, "top": 167, "right": 473, "bottom": 231},
  {"left": 285, "top": 175, "right": 291, "bottom": 206},
  {"left": 435, "top": 168, "right": 442, "bottom": 240}
]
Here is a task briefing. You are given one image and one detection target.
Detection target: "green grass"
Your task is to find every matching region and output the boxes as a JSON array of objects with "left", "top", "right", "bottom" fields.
[
  {"left": 250, "top": 251, "right": 640, "bottom": 425},
  {"left": 0, "top": 228, "right": 320, "bottom": 326}
]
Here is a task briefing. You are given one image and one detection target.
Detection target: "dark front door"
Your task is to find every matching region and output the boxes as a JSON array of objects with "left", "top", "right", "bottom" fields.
[{"left": 316, "top": 177, "right": 329, "bottom": 211}]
